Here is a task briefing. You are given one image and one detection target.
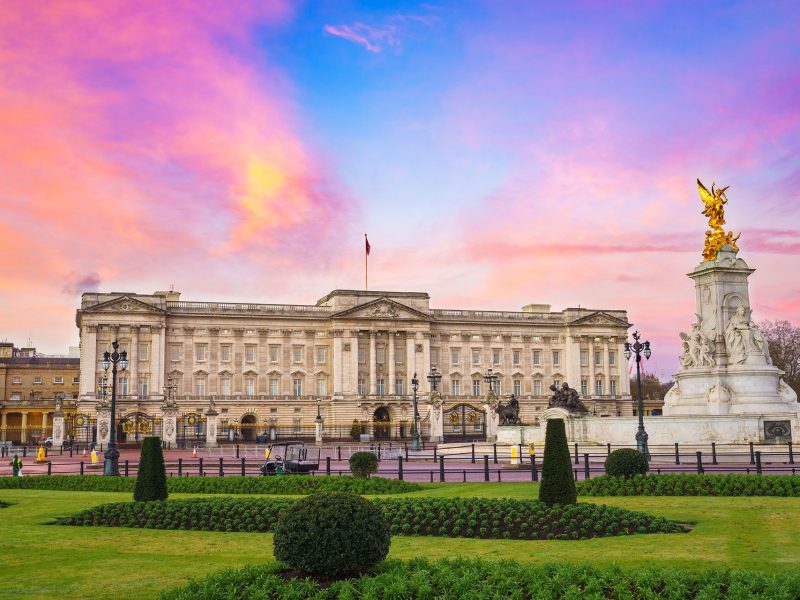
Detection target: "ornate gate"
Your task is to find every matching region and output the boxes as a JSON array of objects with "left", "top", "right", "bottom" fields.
[
  {"left": 177, "top": 413, "right": 205, "bottom": 447},
  {"left": 119, "top": 412, "right": 162, "bottom": 444},
  {"left": 443, "top": 403, "right": 486, "bottom": 442}
]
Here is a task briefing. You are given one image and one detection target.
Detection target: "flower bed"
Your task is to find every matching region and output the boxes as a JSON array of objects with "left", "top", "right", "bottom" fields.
[
  {"left": 578, "top": 474, "right": 800, "bottom": 497},
  {"left": 57, "top": 496, "right": 685, "bottom": 540},
  {"left": 158, "top": 558, "right": 800, "bottom": 600},
  {"left": 0, "top": 474, "right": 421, "bottom": 495}
]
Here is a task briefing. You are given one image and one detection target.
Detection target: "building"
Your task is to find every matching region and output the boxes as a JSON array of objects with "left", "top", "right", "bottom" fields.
[
  {"left": 0, "top": 342, "right": 80, "bottom": 444},
  {"left": 75, "top": 289, "right": 633, "bottom": 444}
]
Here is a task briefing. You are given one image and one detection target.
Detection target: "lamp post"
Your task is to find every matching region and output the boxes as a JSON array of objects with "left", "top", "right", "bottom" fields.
[
  {"left": 624, "top": 331, "right": 652, "bottom": 459},
  {"left": 411, "top": 373, "right": 421, "bottom": 451},
  {"left": 483, "top": 368, "right": 499, "bottom": 395},
  {"left": 314, "top": 398, "right": 323, "bottom": 446},
  {"left": 427, "top": 366, "right": 442, "bottom": 393},
  {"left": 101, "top": 340, "right": 128, "bottom": 476},
  {"left": 162, "top": 378, "right": 177, "bottom": 403}
]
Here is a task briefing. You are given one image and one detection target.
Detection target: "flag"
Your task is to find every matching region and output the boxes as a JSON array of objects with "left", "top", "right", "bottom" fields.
[{"left": 365, "top": 234, "right": 371, "bottom": 256}]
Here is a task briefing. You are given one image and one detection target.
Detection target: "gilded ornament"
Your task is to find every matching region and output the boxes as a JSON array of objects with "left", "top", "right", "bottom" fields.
[{"left": 697, "top": 179, "right": 741, "bottom": 260}]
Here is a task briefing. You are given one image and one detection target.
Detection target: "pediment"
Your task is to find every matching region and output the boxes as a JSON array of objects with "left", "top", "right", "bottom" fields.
[
  {"left": 82, "top": 295, "right": 165, "bottom": 315},
  {"left": 569, "top": 311, "right": 630, "bottom": 328},
  {"left": 333, "top": 297, "right": 432, "bottom": 321}
]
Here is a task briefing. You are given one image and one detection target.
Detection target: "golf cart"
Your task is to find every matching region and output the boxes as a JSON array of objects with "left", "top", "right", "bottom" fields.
[{"left": 259, "top": 441, "right": 321, "bottom": 475}]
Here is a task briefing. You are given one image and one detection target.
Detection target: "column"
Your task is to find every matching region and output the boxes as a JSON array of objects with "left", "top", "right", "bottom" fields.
[
  {"left": 151, "top": 325, "right": 165, "bottom": 397},
  {"left": 620, "top": 341, "right": 631, "bottom": 395},
  {"left": 564, "top": 334, "right": 581, "bottom": 389},
  {"left": 349, "top": 331, "right": 360, "bottom": 395},
  {"left": 387, "top": 331, "right": 396, "bottom": 395},
  {"left": 603, "top": 338, "right": 611, "bottom": 394},
  {"left": 422, "top": 333, "right": 431, "bottom": 393},
  {"left": 80, "top": 325, "right": 98, "bottom": 398},
  {"left": 130, "top": 326, "right": 139, "bottom": 398},
  {"left": 369, "top": 332, "right": 377, "bottom": 395},
  {"left": 406, "top": 334, "right": 416, "bottom": 393},
  {"left": 41, "top": 412, "right": 48, "bottom": 431},
  {"left": 588, "top": 339, "right": 596, "bottom": 397},
  {"left": 333, "top": 332, "right": 343, "bottom": 395},
  {"left": 21, "top": 412, "right": 28, "bottom": 444},
  {"left": 1, "top": 412, "right": 6, "bottom": 441}
]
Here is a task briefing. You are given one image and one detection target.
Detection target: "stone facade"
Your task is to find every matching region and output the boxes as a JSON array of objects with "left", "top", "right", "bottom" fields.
[{"left": 75, "top": 289, "right": 633, "bottom": 443}]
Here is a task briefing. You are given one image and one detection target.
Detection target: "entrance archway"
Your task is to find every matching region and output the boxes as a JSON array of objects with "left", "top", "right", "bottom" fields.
[
  {"left": 373, "top": 407, "right": 391, "bottom": 440},
  {"left": 240, "top": 414, "right": 257, "bottom": 442}
]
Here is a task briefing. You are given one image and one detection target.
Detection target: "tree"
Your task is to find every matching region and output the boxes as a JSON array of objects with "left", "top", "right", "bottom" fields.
[
  {"left": 630, "top": 373, "right": 672, "bottom": 403},
  {"left": 134, "top": 437, "right": 168, "bottom": 501},
  {"left": 538, "top": 418, "right": 576, "bottom": 505},
  {"left": 761, "top": 320, "right": 800, "bottom": 395}
]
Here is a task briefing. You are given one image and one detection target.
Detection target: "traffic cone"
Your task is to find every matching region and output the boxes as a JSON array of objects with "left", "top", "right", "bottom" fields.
[
  {"left": 82, "top": 448, "right": 87, "bottom": 458},
  {"left": 192, "top": 447, "right": 197, "bottom": 459}
]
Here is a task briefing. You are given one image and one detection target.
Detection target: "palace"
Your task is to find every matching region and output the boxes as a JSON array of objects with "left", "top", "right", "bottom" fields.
[{"left": 75, "top": 289, "right": 633, "bottom": 444}]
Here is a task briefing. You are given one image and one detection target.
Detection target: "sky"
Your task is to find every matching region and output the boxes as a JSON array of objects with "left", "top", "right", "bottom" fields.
[{"left": 0, "top": 0, "right": 798, "bottom": 379}]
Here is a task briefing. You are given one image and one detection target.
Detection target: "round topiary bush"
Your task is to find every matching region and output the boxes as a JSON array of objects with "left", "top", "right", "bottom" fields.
[
  {"left": 349, "top": 451, "right": 378, "bottom": 478},
  {"left": 273, "top": 492, "right": 390, "bottom": 577},
  {"left": 604, "top": 448, "right": 649, "bottom": 478}
]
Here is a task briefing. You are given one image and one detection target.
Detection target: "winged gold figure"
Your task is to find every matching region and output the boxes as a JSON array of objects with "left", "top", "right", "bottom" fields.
[{"left": 697, "top": 178, "right": 740, "bottom": 261}]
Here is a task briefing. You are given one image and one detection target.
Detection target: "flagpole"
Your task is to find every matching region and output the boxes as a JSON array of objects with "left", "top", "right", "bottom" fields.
[{"left": 365, "top": 233, "right": 369, "bottom": 290}]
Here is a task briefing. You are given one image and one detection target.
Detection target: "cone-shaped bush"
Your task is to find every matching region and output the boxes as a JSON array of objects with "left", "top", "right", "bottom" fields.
[
  {"left": 538, "top": 418, "right": 576, "bottom": 505},
  {"left": 134, "top": 436, "right": 168, "bottom": 501}
]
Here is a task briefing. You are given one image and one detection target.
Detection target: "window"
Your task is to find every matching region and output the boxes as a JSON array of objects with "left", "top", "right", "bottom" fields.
[
  {"left": 377, "top": 378, "right": 385, "bottom": 396},
  {"left": 316, "top": 347, "right": 327, "bottom": 364},
  {"left": 195, "top": 379, "right": 206, "bottom": 396},
  {"left": 245, "top": 378, "right": 255, "bottom": 396},
  {"left": 293, "top": 378, "right": 302, "bottom": 396},
  {"left": 139, "top": 378, "right": 149, "bottom": 397},
  {"left": 358, "top": 378, "right": 366, "bottom": 396},
  {"left": 580, "top": 350, "right": 588, "bottom": 367},
  {"left": 269, "top": 346, "right": 279, "bottom": 363},
  {"left": 196, "top": 344, "right": 206, "bottom": 362},
  {"left": 293, "top": 418, "right": 302, "bottom": 435},
  {"left": 472, "top": 379, "right": 481, "bottom": 396},
  {"left": 451, "top": 379, "right": 461, "bottom": 396},
  {"left": 72, "top": 376, "right": 79, "bottom": 384},
  {"left": 358, "top": 346, "right": 366, "bottom": 364},
  {"left": 316, "top": 378, "right": 327, "bottom": 396},
  {"left": 594, "top": 351, "right": 602, "bottom": 367},
  {"left": 595, "top": 379, "right": 603, "bottom": 395},
  {"left": 12, "top": 376, "right": 21, "bottom": 384},
  {"left": 513, "top": 379, "right": 522, "bottom": 396},
  {"left": 532, "top": 350, "right": 541, "bottom": 366},
  {"left": 138, "top": 343, "right": 149, "bottom": 361},
  {"left": 269, "top": 378, "right": 279, "bottom": 396},
  {"left": 33, "top": 376, "right": 42, "bottom": 384},
  {"left": 395, "top": 378, "right": 404, "bottom": 395},
  {"left": 170, "top": 345, "right": 180, "bottom": 362},
  {"left": 220, "top": 378, "right": 231, "bottom": 396},
  {"left": 493, "top": 349, "right": 501, "bottom": 365},
  {"left": 246, "top": 345, "right": 256, "bottom": 363},
  {"left": 581, "top": 379, "right": 588, "bottom": 396},
  {"left": 610, "top": 379, "right": 618, "bottom": 395},
  {"left": 609, "top": 351, "right": 616, "bottom": 366},
  {"left": 395, "top": 347, "right": 404, "bottom": 364},
  {"left": 496, "top": 380, "right": 502, "bottom": 396},
  {"left": 53, "top": 376, "right": 64, "bottom": 384},
  {"left": 472, "top": 349, "right": 481, "bottom": 366},
  {"left": 552, "top": 350, "right": 560, "bottom": 366},
  {"left": 430, "top": 348, "right": 439, "bottom": 367},
  {"left": 533, "top": 380, "right": 542, "bottom": 396},
  {"left": 451, "top": 348, "right": 460, "bottom": 365},
  {"left": 119, "top": 378, "right": 129, "bottom": 396},
  {"left": 512, "top": 350, "right": 521, "bottom": 366},
  {"left": 220, "top": 345, "right": 231, "bottom": 362},
  {"left": 553, "top": 379, "right": 561, "bottom": 389}
]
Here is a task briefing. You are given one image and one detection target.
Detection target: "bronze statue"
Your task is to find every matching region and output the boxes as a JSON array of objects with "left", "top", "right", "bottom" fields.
[
  {"left": 494, "top": 394, "right": 522, "bottom": 425},
  {"left": 697, "top": 179, "right": 740, "bottom": 261},
  {"left": 548, "top": 382, "right": 589, "bottom": 413}
]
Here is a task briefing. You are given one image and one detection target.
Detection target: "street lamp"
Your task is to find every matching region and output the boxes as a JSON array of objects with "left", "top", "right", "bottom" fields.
[
  {"left": 411, "top": 372, "right": 421, "bottom": 451},
  {"left": 624, "top": 331, "right": 652, "bottom": 459},
  {"left": 427, "top": 366, "right": 442, "bottom": 392},
  {"left": 163, "top": 378, "right": 177, "bottom": 404},
  {"left": 483, "top": 368, "right": 498, "bottom": 395},
  {"left": 101, "top": 340, "right": 128, "bottom": 476}
]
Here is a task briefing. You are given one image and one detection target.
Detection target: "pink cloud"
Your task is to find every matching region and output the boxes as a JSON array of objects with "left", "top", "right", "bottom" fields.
[{"left": 323, "top": 12, "right": 438, "bottom": 53}]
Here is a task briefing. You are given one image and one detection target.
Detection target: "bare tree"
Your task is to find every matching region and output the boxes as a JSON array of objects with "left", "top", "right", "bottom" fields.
[
  {"left": 761, "top": 320, "right": 800, "bottom": 395},
  {"left": 630, "top": 373, "right": 672, "bottom": 402}
]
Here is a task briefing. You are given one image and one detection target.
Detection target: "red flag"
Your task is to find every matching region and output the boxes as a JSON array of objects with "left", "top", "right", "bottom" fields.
[{"left": 365, "top": 234, "right": 371, "bottom": 256}]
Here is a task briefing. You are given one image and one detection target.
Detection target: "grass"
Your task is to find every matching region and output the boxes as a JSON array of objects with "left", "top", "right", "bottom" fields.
[{"left": 2, "top": 483, "right": 800, "bottom": 599}]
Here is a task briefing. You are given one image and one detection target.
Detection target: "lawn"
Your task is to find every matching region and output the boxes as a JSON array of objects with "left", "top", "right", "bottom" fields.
[{"left": 1, "top": 483, "right": 799, "bottom": 599}]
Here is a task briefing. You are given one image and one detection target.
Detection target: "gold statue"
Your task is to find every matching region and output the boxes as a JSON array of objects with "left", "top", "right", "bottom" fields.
[{"left": 697, "top": 178, "right": 740, "bottom": 261}]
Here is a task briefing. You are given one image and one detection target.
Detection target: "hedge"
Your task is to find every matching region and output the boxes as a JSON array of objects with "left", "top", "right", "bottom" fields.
[
  {"left": 56, "top": 496, "right": 685, "bottom": 540},
  {"left": 578, "top": 474, "right": 800, "bottom": 497},
  {"left": 159, "top": 558, "right": 800, "bottom": 600},
  {"left": 0, "top": 475, "right": 421, "bottom": 495}
]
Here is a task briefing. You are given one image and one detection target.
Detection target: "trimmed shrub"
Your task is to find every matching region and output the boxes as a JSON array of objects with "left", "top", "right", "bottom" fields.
[
  {"left": 349, "top": 451, "right": 378, "bottom": 478},
  {"left": 350, "top": 420, "right": 362, "bottom": 440},
  {"left": 133, "top": 437, "right": 167, "bottom": 501},
  {"left": 273, "top": 492, "right": 390, "bottom": 577},
  {"left": 578, "top": 473, "right": 800, "bottom": 497},
  {"left": 604, "top": 448, "right": 649, "bottom": 478},
  {"left": 538, "top": 419, "right": 576, "bottom": 506}
]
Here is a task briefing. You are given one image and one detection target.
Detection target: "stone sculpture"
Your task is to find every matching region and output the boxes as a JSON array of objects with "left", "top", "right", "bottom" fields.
[
  {"left": 724, "top": 305, "right": 771, "bottom": 365},
  {"left": 494, "top": 394, "right": 521, "bottom": 425},
  {"left": 548, "top": 383, "right": 589, "bottom": 413},
  {"left": 679, "top": 320, "right": 716, "bottom": 368}
]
